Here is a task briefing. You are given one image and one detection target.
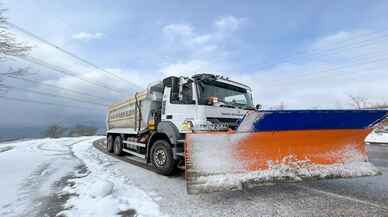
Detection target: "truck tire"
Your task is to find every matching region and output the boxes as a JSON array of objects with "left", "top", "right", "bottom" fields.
[
  {"left": 113, "top": 136, "right": 123, "bottom": 156},
  {"left": 151, "top": 140, "right": 176, "bottom": 175},
  {"left": 106, "top": 135, "right": 114, "bottom": 153}
]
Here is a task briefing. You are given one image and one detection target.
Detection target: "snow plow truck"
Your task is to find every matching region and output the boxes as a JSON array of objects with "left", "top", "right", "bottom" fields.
[{"left": 105, "top": 73, "right": 387, "bottom": 194}]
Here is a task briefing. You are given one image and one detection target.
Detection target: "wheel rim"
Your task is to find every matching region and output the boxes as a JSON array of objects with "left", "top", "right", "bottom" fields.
[
  {"left": 107, "top": 137, "right": 112, "bottom": 150},
  {"left": 114, "top": 139, "right": 119, "bottom": 153},
  {"left": 154, "top": 148, "right": 167, "bottom": 167}
]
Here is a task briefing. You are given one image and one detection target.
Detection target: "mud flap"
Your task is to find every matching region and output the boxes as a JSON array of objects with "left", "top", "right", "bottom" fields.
[{"left": 185, "top": 130, "right": 381, "bottom": 194}]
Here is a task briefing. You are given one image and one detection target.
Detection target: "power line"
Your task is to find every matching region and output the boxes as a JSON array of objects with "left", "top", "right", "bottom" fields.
[
  {"left": 260, "top": 54, "right": 388, "bottom": 86},
  {"left": 306, "top": 30, "right": 388, "bottom": 54},
  {"left": 7, "top": 21, "right": 135, "bottom": 85},
  {"left": 8, "top": 20, "right": 388, "bottom": 98},
  {"left": 6, "top": 75, "right": 116, "bottom": 102},
  {"left": 0, "top": 95, "right": 104, "bottom": 110},
  {"left": 6, "top": 84, "right": 109, "bottom": 107},
  {"left": 258, "top": 62, "right": 388, "bottom": 90},
  {"left": 254, "top": 30, "right": 388, "bottom": 70},
  {"left": 17, "top": 55, "right": 126, "bottom": 95}
]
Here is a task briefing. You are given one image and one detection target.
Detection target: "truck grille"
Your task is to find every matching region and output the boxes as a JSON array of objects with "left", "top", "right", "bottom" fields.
[{"left": 206, "top": 117, "right": 240, "bottom": 130}]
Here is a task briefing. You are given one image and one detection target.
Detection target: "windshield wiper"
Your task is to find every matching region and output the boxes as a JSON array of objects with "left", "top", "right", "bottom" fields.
[
  {"left": 217, "top": 99, "right": 237, "bottom": 108},
  {"left": 225, "top": 101, "right": 254, "bottom": 110}
]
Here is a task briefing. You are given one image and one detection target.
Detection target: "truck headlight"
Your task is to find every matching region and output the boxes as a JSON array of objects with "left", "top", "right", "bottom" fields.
[{"left": 181, "top": 120, "right": 193, "bottom": 131}]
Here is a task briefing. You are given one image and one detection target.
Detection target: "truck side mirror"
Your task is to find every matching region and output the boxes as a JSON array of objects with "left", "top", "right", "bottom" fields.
[{"left": 256, "top": 104, "right": 262, "bottom": 110}]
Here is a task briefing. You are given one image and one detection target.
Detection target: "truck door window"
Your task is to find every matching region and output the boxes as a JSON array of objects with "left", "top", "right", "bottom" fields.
[
  {"left": 181, "top": 82, "right": 194, "bottom": 104},
  {"left": 170, "top": 82, "right": 194, "bottom": 104}
]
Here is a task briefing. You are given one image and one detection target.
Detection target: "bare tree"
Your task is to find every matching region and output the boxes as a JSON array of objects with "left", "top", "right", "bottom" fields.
[
  {"left": 0, "top": 8, "right": 30, "bottom": 59},
  {"left": 0, "top": 6, "right": 31, "bottom": 90},
  {"left": 68, "top": 124, "right": 97, "bottom": 137},
  {"left": 368, "top": 102, "right": 388, "bottom": 109},
  {"left": 348, "top": 95, "right": 369, "bottom": 109},
  {"left": 42, "top": 125, "right": 67, "bottom": 138}
]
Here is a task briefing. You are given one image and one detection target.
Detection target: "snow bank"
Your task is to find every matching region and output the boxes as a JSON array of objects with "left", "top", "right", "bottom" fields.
[
  {"left": 61, "top": 138, "right": 165, "bottom": 217},
  {"left": 365, "top": 131, "right": 388, "bottom": 144}
]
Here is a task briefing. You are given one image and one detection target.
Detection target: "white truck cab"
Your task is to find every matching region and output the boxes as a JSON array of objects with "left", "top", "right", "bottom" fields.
[
  {"left": 162, "top": 74, "right": 253, "bottom": 133},
  {"left": 106, "top": 73, "right": 255, "bottom": 175}
]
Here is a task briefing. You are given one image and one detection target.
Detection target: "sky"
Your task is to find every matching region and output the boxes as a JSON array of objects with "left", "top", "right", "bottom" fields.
[{"left": 1, "top": 0, "right": 388, "bottom": 129}]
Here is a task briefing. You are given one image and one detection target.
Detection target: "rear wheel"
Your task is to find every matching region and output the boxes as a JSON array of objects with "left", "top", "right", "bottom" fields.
[
  {"left": 106, "top": 135, "right": 114, "bottom": 153},
  {"left": 113, "top": 136, "right": 123, "bottom": 156},
  {"left": 151, "top": 140, "right": 176, "bottom": 175}
]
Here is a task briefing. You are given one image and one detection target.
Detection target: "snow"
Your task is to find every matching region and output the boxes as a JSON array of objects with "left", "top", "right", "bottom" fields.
[
  {"left": 88, "top": 179, "right": 114, "bottom": 198},
  {"left": 60, "top": 138, "right": 165, "bottom": 217},
  {"left": 189, "top": 133, "right": 246, "bottom": 174},
  {"left": 365, "top": 131, "right": 388, "bottom": 144},
  {"left": 237, "top": 111, "right": 264, "bottom": 132},
  {"left": 0, "top": 138, "right": 88, "bottom": 216},
  {"left": 0, "top": 137, "right": 164, "bottom": 217},
  {"left": 1, "top": 136, "right": 387, "bottom": 216},
  {"left": 0, "top": 146, "right": 13, "bottom": 153},
  {"left": 191, "top": 157, "right": 380, "bottom": 194}
]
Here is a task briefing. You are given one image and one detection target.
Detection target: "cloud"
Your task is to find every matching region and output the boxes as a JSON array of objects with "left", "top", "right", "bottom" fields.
[
  {"left": 214, "top": 16, "right": 244, "bottom": 32},
  {"left": 162, "top": 24, "right": 193, "bottom": 37},
  {"left": 233, "top": 30, "right": 388, "bottom": 109},
  {"left": 0, "top": 30, "right": 142, "bottom": 127},
  {"left": 160, "top": 16, "right": 245, "bottom": 77},
  {"left": 159, "top": 60, "right": 217, "bottom": 77},
  {"left": 72, "top": 32, "right": 103, "bottom": 41},
  {"left": 159, "top": 20, "right": 388, "bottom": 110}
]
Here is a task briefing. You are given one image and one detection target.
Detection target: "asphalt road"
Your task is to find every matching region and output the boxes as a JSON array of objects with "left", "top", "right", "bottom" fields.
[{"left": 94, "top": 139, "right": 388, "bottom": 217}]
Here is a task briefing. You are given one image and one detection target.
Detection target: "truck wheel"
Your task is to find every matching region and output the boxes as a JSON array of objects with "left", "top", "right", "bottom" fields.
[
  {"left": 113, "top": 136, "right": 123, "bottom": 156},
  {"left": 151, "top": 140, "right": 176, "bottom": 175},
  {"left": 106, "top": 135, "right": 114, "bottom": 153}
]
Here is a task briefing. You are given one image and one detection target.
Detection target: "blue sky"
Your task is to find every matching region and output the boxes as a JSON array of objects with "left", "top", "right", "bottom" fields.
[{"left": 1, "top": 0, "right": 388, "bottom": 128}]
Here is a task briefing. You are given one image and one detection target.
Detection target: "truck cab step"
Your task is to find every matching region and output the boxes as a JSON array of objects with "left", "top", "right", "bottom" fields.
[
  {"left": 176, "top": 139, "right": 186, "bottom": 144},
  {"left": 123, "top": 140, "right": 146, "bottom": 148},
  {"left": 122, "top": 148, "right": 146, "bottom": 159},
  {"left": 176, "top": 152, "right": 185, "bottom": 157}
]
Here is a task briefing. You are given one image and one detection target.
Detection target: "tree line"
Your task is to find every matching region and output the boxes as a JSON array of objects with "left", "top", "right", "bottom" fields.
[{"left": 42, "top": 124, "right": 98, "bottom": 138}]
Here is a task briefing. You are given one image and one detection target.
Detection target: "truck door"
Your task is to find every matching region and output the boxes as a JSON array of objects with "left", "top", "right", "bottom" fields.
[{"left": 162, "top": 77, "right": 196, "bottom": 133}]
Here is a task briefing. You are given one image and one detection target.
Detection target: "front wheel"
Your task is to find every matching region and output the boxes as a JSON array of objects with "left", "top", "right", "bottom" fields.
[{"left": 151, "top": 140, "right": 176, "bottom": 175}]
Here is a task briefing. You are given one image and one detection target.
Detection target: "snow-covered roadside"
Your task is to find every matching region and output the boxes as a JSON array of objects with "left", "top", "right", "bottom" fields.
[
  {"left": 60, "top": 138, "right": 166, "bottom": 217},
  {"left": 366, "top": 131, "right": 388, "bottom": 144},
  {"left": 0, "top": 137, "right": 89, "bottom": 217}
]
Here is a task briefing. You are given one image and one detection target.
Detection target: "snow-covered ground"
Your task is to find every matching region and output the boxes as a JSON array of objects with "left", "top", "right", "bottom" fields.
[
  {"left": 366, "top": 131, "right": 388, "bottom": 144},
  {"left": 0, "top": 138, "right": 87, "bottom": 217},
  {"left": 61, "top": 138, "right": 165, "bottom": 217},
  {"left": 0, "top": 137, "right": 164, "bottom": 217},
  {"left": 0, "top": 135, "right": 388, "bottom": 217}
]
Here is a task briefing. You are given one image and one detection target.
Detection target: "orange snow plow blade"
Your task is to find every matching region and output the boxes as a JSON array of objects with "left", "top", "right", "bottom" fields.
[{"left": 185, "top": 110, "right": 386, "bottom": 194}]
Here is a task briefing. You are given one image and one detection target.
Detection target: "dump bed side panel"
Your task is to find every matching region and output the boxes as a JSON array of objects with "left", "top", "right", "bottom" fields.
[{"left": 107, "top": 90, "right": 148, "bottom": 132}]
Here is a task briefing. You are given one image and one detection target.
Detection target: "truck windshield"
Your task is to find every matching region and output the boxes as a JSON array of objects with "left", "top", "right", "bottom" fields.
[{"left": 197, "top": 80, "right": 253, "bottom": 109}]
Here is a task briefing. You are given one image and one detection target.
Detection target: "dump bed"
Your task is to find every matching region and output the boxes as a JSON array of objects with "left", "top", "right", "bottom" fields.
[{"left": 106, "top": 84, "right": 163, "bottom": 133}]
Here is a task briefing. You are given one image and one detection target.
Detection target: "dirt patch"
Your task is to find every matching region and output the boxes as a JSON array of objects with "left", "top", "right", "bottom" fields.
[
  {"left": 34, "top": 164, "right": 90, "bottom": 217},
  {"left": 118, "top": 208, "right": 137, "bottom": 217},
  {"left": 33, "top": 175, "right": 76, "bottom": 217}
]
